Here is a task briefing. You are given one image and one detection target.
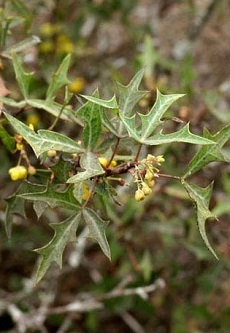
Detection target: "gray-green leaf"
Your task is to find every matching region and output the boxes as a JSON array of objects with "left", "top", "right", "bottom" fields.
[
  {"left": 34, "top": 213, "right": 81, "bottom": 284},
  {"left": 82, "top": 208, "right": 111, "bottom": 259},
  {"left": 4, "top": 112, "right": 84, "bottom": 157},
  {"left": 183, "top": 124, "right": 230, "bottom": 178},
  {"left": 181, "top": 180, "right": 218, "bottom": 259},
  {"left": 67, "top": 152, "right": 105, "bottom": 183},
  {"left": 46, "top": 54, "right": 71, "bottom": 101}
]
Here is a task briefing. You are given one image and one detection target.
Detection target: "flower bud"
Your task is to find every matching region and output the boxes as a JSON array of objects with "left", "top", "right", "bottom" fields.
[
  {"left": 47, "top": 150, "right": 57, "bottom": 158},
  {"left": 142, "top": 183, "right": 152, "bottom": 195},
  {"left": 135, "top": 189, "right": 145, "bottom": 202},
  {"left": 28, "top": 165, "right": 36, "bottom": 175}
]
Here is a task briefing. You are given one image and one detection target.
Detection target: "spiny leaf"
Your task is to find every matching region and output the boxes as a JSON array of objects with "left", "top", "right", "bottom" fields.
[
  {"left": 77, "top": 90, "right": 102, "bottom": 150},
  {"left": 67, "top": 152, "right": 104, "bottom": 183},
  {"left": 80, "top": 94, "right": 118, "bottom": 109},
  {"left": 181, "top": 180, "right": 218, "bottom": 259},
  {"left": 142, "top": 123, "right": 215, "bottom": 146},
  {"left": 82, "top": 208, "right": 111, "bottom": 259},
  {"left": 4, "top": 112, "right": 84, "bottom": 157},
  {"left": 12, "top": 53, "right": 34, "bottom": 99},
  {"left": 139, "top": 89, "right": 185, "bottom": 140},
  {"left": 117, "top": 69, "right": 147, "bottom": 116},
  {"left": 46, "top": 54, "right": 71, "bottom": 101},
  {"left": 34, "top": 213, "right": 81, "bottom": 284},
  {"left": 18, "top": 184, "right": 80, "bottom": 210},
  {"left": 183, "top": 124, "right": 230, "bottom": 178}
]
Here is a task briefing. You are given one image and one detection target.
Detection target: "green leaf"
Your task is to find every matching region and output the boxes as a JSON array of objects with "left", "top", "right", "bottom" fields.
[
  {"left": 46, "top": 54, "right": 71, "bottom": 101},
  {"left": 117, "top": 69, "right": 147, "bottom": 116},
  {"left": 139, "top": 89, "right": 185, "bottom": 140},
  {"left": 11, "top": 0, "right": 32, "bottom": 27},
  {"left": 5, "top": 182, "right": 47, "bottom": 237},
  {"left": 81, "top": 94, "right": 118, "bottom": 109},
  {"left": 82, "top": 208, "right": 111, "bottom": 259},
  {"left": 0, "top": 125, "right": 15, "bottom": 152},
  {"left": 27, "top": 99, "right": 82, "bottom": 125},
  {"left": 142, "top": 123, "right": 215, "bottom": 146},
  {"left": 34, "top": 213, "right": 81, "bottom": 284},
  {"left": 67, "top": 152, "right": 105, "bottom": 183},
  {"left": 12, "top": 53, "right": 34, "bottom": 99},
  {"left": 183, "top": 124, "right": 230, "bottom": 178},
  {"left": 4, "top": 112, "right": 85, "bottom": 157},
  {"left": 18, "top": 184, "right": 80, "bottom": 210},
  {"left": 77, "top": 90, "right": 102, "bottom": 150},
  {"left": 181, "top": 180, "right": 218, "bottom": 259}
]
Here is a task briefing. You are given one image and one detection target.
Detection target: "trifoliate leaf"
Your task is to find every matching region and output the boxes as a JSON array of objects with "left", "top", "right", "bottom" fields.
[
  {"left": 34, "top": 213, "right": 81, "bottom": 284},
  {"left": 82, "top": 208, "right": 111, "bottom": 260},
  {"left": 183, "top": 124, "right": 230, "bottom": 178},
  {"left": 4, "top": 112, "right": 84, "bottom": 157},
  {"left": 67, "top": 152, "right": 104, "bottom": 183},
  {"left": 181, "top": 180, "right": 218, "bottom": 259}
]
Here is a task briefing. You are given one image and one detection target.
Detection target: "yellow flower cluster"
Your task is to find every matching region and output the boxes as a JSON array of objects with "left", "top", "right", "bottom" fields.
[
  {"left": 39, "top": 23, "right": 74, "bottom": 55},
  {"left": 99, "top": 157, "right": 117, "bottom": 169},
  {"left": 134, "top": 154, "right": 165, "bottom": 202},
  {"left": 8, "top": 165, "right": 36, "bottom": 181}
]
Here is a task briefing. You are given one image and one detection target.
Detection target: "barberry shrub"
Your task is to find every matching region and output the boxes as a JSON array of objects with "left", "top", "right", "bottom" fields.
[{"left": 1, "top": 53, "right": 229, "bottom": 284}]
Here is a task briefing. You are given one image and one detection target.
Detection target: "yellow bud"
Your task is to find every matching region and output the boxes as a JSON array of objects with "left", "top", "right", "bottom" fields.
[
  {"left": 29, "top": 123, "right": 35, "bottom": 131},
  {"left": 28, "top": 165, "right": 36, "bottom": 175},
  {"left": 17, "top": 166, "right": 28, "bottom": 179},
  {"left": 98, "top": 157, "right": 109, "bottom": 167},
  {"left": 9, "top": 167, "right": 20, "bottom": 181},
  {"left": 135, "top": 189, "right": 145, "bottom": 202},
  {"left": 47, "top": 150, "right": 57, "bottom": 158},
  {"left": 145, "top": 170, "right": 153, "bottom": 181},
  {"left": 142, "top": 183, "right": 152, "bottom": 195},
  {"left": 156, "top": 155, "right": 165, "bottom": 165},
  {"left": 146, "top": 179, "right": 155, "bottom": 188},
  {"left": 16, "top": 143, "right": 24, "bottom": 151}
]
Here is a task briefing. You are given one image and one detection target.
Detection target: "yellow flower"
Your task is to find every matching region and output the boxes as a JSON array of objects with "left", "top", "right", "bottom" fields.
[
  {"left": 98, "top": 157, "right": 117, "bottom": 169},
  {"left": 68, "top": 77, "right": 85, "bottom": 94},
  {"left": 9, "top": 166, "right": 27, "bottom": 181}
]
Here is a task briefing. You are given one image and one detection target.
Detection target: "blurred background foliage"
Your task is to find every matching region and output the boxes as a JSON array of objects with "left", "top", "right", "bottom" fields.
[{"left": 0, "top": 0, "right": 230, "bottom": 332}]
